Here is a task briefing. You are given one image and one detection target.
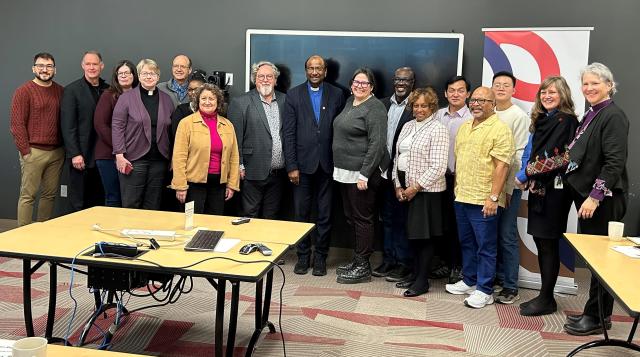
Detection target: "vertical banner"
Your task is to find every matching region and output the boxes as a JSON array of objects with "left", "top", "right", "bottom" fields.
[{"left": 481, "top": 27, "right": 593, "bottom": 294}]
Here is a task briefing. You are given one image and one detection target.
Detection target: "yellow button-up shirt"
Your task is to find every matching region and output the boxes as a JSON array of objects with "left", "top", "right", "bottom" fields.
[{"left": 454, "top": 114, "right": 515, "bottom": 207}]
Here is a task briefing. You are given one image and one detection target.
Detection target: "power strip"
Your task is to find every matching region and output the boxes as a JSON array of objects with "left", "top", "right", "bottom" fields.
[{"left": 120, "top": 229, "right": 176, "bottom": 241}]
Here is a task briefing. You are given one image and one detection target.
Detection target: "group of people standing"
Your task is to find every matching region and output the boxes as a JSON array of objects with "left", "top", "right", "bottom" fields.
[{"left": 10, "top": 50, "right": 628, "bottom": 336}]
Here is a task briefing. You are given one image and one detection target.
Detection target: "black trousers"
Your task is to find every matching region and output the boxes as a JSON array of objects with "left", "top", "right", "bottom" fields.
[
  {"left": 67, "top": 160, "right": 104, "bottom": 212},
  {"left": 570, "top": 185, "right": 627, "bottom": 318},
  {"left": 187, "top": 174, "right": 225, "bottom": 215},
  {"left": 294, "top": 168, "right": 333, "bottom": 259},
  {"left": 340, "top": 173, "right": 381, "bottom": 259},
  {"left": 437, "top": 173, "right": 461, "bottom": 267},
  {"left": 119, "top": 159, "right": 167, "bottom": 210},
  {"left": 241, "top": 169, "right": 285, "bottom": 219}
]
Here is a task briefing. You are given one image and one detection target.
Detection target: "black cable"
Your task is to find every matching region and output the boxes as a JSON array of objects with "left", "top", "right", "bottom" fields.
[{"left": 95, "top": 253, "right": 288, "bottom": 356}]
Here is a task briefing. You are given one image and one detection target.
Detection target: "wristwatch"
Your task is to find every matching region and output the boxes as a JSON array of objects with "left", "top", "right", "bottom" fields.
[{"left": 489, "top": 194, "right": 499, "bottom": 202}]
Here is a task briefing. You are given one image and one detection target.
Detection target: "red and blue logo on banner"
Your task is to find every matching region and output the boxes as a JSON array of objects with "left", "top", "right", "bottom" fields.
[{"left": 484, "top": 31, "right": 561, "bottom": 102}]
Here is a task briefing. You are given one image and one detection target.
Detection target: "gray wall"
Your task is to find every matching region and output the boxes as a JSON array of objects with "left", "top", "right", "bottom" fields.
[{"left": 2, "top": 0, "right": 639, "bottom": 233}]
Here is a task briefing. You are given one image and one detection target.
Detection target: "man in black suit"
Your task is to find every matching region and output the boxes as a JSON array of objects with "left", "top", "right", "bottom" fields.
[
  {"left": 283, "top": 55, "right": 346, "bottom": 276},
  {"left": 374, "top": 67, "right": 415, "bottom": 283},
  {"left": 60, "top": 51, "right": 109, "bottom": 211},
  {"left": 227, "top": 61, "right": 286, "bottom": 219}
]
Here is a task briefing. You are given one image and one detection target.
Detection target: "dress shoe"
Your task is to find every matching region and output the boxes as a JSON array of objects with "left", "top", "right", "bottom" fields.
[
  {"left": 566, "top": 314, "right": 612, "bottom": 329},
  {"left": 395, "top": 279, "right": 415, "bottom": 289},
  {"left": 294, "top": 256, "right": 310, "bottom": 275},
  {"left": 372, "top": 262, "right": 395, "bottom": 277},
  {"left": 312, "top": 257, "right": 327, "bottom": 276},
  {"left": 385, "top": 264, "right": 412, "bottom": 282},
  {"left": 404, "top": 286, "right": 429, "bottom": 297},
  {"left": 519, "top": 298, "right": 557, "bottom": 316},
  {"left": 335, "top": 258, "right": 356, "bottom": 276},
  {"left": 564, "top": 314, "right": 607, "bottom": 336}
]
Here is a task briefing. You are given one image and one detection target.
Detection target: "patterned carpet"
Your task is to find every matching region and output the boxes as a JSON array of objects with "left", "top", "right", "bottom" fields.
[{"left": 0, "top": 249, "right": 638, "bottom": 357}]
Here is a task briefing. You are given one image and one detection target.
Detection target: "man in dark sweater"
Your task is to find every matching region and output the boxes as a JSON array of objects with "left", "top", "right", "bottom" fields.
[
  {"left": 60, "top": 51, "right": 109, "bottom": 211},
  {"left": 10, "top": 52, "right": 65, "bottom": 226}
]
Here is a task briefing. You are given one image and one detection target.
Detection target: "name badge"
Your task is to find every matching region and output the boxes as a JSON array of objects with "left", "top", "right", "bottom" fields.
[{"left": 554, "top": 175, "right": 564, "bottom": 189}]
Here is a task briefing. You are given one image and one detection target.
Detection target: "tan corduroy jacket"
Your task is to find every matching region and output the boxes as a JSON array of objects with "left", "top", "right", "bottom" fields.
[{"left": 171, "top": 112, "right": 240, "bottom": 191}]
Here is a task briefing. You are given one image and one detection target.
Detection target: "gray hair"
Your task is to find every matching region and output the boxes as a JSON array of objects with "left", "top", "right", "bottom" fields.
[
  {"left": 250, "top": 61, "right": 280, "bottom": 84},
  {"left": 136, "top": 58, "right": 161, "bottom": 77},
  {"left": 581, "top": 62, "right": 617, "bottom": 96}
]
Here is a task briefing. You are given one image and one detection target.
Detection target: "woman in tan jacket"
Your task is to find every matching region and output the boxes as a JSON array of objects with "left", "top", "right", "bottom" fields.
[{"left": 171, "top": 83, "right": 239, "bottom": 214}]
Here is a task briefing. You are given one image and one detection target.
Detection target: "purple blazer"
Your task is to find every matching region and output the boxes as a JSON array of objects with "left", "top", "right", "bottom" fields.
[{"left": 111, "top": 86, "right": 174, "bottom": 161}]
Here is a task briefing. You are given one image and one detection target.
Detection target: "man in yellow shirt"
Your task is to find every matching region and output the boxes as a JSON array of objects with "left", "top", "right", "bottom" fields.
[{"left": 445, "top": 87, "right": 515, "bottom": 309}]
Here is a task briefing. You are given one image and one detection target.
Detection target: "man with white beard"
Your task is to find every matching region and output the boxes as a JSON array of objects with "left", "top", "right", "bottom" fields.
[{"left": 227, "top": 61, "right": 287, "bottom": 218}]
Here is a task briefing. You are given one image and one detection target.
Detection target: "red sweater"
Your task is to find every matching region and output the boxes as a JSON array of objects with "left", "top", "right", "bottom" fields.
[{"left": 10, "top": 80, "right": 64, "bottom": 156}]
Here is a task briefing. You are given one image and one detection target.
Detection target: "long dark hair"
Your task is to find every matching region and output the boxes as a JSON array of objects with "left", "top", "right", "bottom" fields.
[{"left": 109, "top": 60, "right": 139, "bottom": 97}]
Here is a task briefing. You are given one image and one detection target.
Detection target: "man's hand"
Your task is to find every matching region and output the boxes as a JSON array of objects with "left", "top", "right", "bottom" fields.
[
  {"left": 515, "top": 177, "right": 527, "bottom": 190},
  {"left": 72, "top": 155, "right": 85, "bottom": 171},
  {"left": 395, "top": 187, "right": 405, "bottom": 201},
  {"left": 505, "top": 193, "right": 512, "bottom": 209},
  {"left": 288, "top": 169, "right": 300, "bottom": 185},
  {"left": 356, "top": 179, "right": 368, "bottom": 191},
  {"left": 482, "top": 199, "right": 499, "bottom": 218},
  {"left": 578, "top": 197, "right": 599, "bottom": 219},
  {"left": 176, "top": 190, "right": 187, "bottom": 204},
  {"left": 240, "top": 168, "right": 246, "bottom": 180}
]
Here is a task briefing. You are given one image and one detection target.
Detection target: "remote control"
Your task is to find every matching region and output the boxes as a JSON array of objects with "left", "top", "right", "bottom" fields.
[{"left": 231, "top": 217, "right": 251, "bottom": 225}]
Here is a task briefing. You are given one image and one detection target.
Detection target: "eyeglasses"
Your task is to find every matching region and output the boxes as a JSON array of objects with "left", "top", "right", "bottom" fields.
[
  {"left": 447, "top": 88, "right": 468, "bottom": 95},
  {"left": 393, "top": 77, "right": 413, "bottom": 84},
  {"left": 34, "top": 64, "right": 54, "bottom": 70},
  {"left": 117, "top": 71, "right": 132, "bottom": 77},
  {"left": 257, "top": 74, "right": 275, "bottom": 81},
  {"left": 468, "top": 98, "right": 493, "bottom": 105},
  {"left": 306, "top": 66, "right": 325, "bottom": 73},
  {"left": 492, "top": 83, "right": 512, "bottom": 89},
  {"left": 187, "top": 87, "right": 200, "bottom": 92},
  {"left": 352, "top": 80, "right": 371, "bottom": 88},
  {"left": 172, "top": 64, "right": 190, "bottom": 70},
  {"left": 139, "top": 72, "right": 158, "bottom": 78}
]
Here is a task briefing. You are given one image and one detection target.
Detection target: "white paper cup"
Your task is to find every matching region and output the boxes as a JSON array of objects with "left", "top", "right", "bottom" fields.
[
  {"left": 11, "top": 337, "right": 47, "bottom": 357},
  {"left": 608, "top": 221, "right": 625, "bottom": 241}
]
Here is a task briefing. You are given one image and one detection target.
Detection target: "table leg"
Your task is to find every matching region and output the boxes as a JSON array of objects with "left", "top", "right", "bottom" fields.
[
  {"left": 215, "top": 279, "right": 226, "bottom": 357},
  {"left": 23, "top": 259, "right": 34, "bottom": 337},
  {"left": 225, "top": 281, "right": 240, "bottom": 357},
  {"left": 245, "top": 270, "right": 276, "bottom": 357},
  {"left": 45, "top": 263, "right": 57, "bottom": 339}
]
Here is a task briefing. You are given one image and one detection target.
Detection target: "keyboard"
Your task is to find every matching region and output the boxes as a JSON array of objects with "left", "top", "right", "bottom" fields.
[{"left": 184, "top": 230, "right": 224, "bottom": 251}]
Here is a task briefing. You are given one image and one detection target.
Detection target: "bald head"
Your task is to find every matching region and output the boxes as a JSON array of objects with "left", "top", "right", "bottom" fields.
[
  {"left": 305, "top": 54, "right": 327, "bottom": 87},
  {"left": 469, "top": 86, "right": 496, "bottom": 121}
]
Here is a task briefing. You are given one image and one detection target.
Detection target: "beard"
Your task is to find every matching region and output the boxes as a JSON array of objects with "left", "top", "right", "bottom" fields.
[
  {"left": 34, "top": 72, "right": 53, "bottom": 83},
  {"left": 257, "top": 84, "right": 274, "bottom": 97}
]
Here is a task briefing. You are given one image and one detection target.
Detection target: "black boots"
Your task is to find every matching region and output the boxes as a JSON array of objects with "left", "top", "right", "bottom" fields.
[{"left": 337, "top": 256, "right": 371, "bottom": 284}]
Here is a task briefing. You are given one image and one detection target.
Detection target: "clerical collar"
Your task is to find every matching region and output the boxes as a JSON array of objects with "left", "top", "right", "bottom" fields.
[
  {"left": 140, "top": 85, "right": 156, "bottom": 96},
  {"left": 307, "top": 82, "right": 323, "bottom": 92}
]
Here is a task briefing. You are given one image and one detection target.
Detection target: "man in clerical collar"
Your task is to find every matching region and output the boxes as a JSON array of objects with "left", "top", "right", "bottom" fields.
[{"left": 282, "top": 55, "right": 345, "bottom": 276}]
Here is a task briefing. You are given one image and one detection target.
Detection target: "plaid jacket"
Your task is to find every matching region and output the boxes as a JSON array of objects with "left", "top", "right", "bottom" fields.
[{"left": 392, "top": 118, "right": 448, "bottom": 192}]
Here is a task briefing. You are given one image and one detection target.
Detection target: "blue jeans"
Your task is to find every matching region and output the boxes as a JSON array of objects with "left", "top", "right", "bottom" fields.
[
  {"left": 455, "top": 202, "right": 500, "bottom": 295},
  {"left": 381, "top": 180, "right": 411, "bottom": 266},
  {"left": 496, "top": 189, "right": 522, "bottom": 290},
  {"left": 96, "top": 159, "right": 121, "bottom": 207}
]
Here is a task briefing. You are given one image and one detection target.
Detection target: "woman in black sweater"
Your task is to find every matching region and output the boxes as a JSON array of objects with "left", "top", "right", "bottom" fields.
[
  {"left": 516, "top": 76, "right": 578, "bottom": 316},
  {"left": 563, "top": 63, "right": 629, "bottom": 335}
]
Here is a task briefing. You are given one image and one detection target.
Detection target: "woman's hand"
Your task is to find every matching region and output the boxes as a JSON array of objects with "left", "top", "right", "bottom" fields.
[
  {"left": 356, "top": 179, "right": 368, "bottom": 191},
  {"left": 175, "top": 190, "right": 187, "bottom": 204},
  {"left": 515, "top": 177, "right": 527, "bottom": 190},
  {"left": 403, "top": 186, "right": 419, "bottom": 201},
  {"left": 578, "top": 197, "right": 599, "bottom": 219},
  {"left": 115, "top": 154, "right": 132, "bottom": 174},
  {"left": 225, "top": 187, "right": 235, "bottom": 201}
]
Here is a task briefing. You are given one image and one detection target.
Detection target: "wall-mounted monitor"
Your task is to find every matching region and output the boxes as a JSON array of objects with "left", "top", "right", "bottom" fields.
[{"left": 246, "top": 29, "right": 464, "bottom": 100}]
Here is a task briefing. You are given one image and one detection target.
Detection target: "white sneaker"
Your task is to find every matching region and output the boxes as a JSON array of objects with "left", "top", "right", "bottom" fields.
[
  {"left": 464, "top": 290, "right": 494, "bottom": 309},
  {"left": 445, "top": 280, "right": 476, "bottom": 295}
]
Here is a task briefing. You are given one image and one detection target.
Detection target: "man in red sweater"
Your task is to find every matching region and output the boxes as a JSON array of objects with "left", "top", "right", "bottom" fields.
[{"left": 10, "top": 52, "right": 65, "bottom": 226}]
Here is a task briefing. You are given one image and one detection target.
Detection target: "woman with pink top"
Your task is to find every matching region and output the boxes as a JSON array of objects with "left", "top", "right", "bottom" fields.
[{"left": 171, "top": 83, "right": 240, "bottom": 214}]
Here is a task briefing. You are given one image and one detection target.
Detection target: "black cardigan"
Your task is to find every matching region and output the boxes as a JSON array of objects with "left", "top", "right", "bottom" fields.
[{"left": 566, "top": 102, "right": 629, "bottom": 198}]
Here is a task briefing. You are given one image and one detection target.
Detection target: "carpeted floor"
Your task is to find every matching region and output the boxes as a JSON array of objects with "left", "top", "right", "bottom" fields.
[{"left": 0, "top": 249, "right": 638, "bottom": 356}]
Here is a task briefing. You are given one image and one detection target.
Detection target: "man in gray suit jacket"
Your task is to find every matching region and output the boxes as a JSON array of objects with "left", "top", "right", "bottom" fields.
[{"left": 227, "top": 61, "right": 286, "bottom": 219}]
